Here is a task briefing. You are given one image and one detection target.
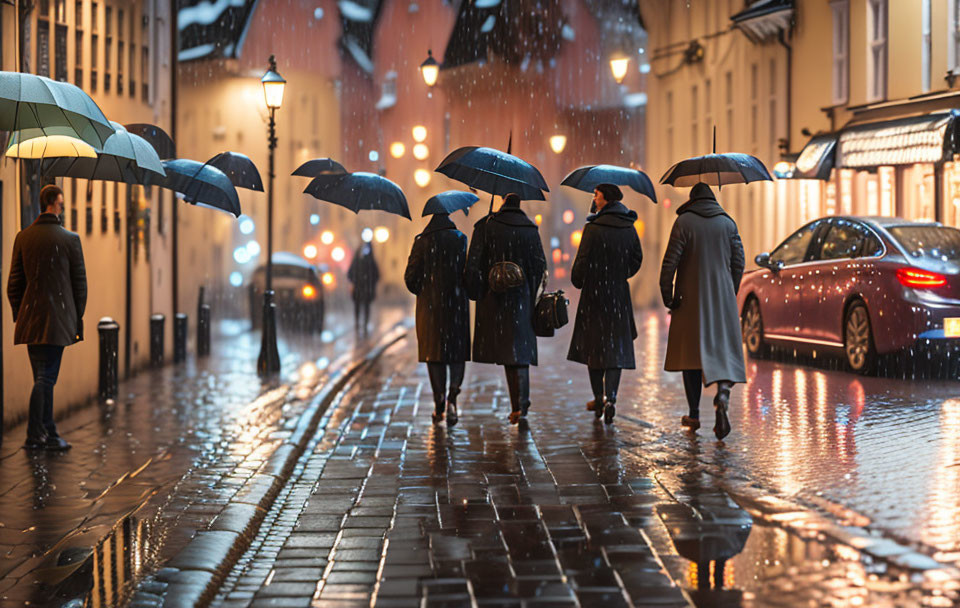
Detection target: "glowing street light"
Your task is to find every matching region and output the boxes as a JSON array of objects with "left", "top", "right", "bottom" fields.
[
  {"left": 420, "top": 49, "right": 440, "bottom": 87},
  {"left": 331, "top": 246, "right": 346, "bottom": 261},
  {"left": 322, "top": 272, "right": 335, "bottom": 287},
  {"left": 374, "top": 227, "right": 390, "bottom": 243},
  {"left": 610, "top": 54, "right": 630, "bottom": 84},
  {"left": 412, "top": 125, "right": 427, "bottom": 142},
  {"left": 562, "top": 209, "right": 574, "bottom": 224},
  {"left": 390, "top": 142, "right": 406, "bottom": 158},
  {"left": 413, "top": 143, "right": 429, "bottom": 160},
  {"left": 414, "top": 169, "right": 431, "bottom": 188},
  {"left": 320, "top": 230, "right": 334, "bottom": 245},
  {"left": 549, "top": 135, "right": 567, "bottom": 154}
]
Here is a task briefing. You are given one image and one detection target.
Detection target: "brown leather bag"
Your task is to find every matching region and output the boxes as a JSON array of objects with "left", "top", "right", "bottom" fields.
[{"left": 488, "top": 261, "right": 525, "bottom": 293}]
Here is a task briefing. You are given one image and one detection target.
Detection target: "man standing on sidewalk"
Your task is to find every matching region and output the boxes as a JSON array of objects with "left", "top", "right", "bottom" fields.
[{"left": 7, "top": 184, "right": 87, "bottom": 451}]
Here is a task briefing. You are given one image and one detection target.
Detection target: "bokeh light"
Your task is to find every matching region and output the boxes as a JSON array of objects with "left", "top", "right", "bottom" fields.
[
  {"left": 361, "top": 227, "right": 374, "bottom": 242},
  {"left": 303, "top": 244, "right": 318, "bottom": 259},
  {"left": 331, "top": 246, "right": 346, "bottom": 261},
  {"left": 374, "top": 227, "right": 390, "bottom": 243},
  {"left": 229, "top": 271, "right": 243, "bottom": 287},
  {"left": 320, "top": 230, "right": 334, "bottom": 245}
]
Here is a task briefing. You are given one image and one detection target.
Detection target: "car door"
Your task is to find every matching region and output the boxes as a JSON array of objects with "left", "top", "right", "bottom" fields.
[
  {"left": 763, "top": 219, "right": 829, "bottom": 338},
  {"left": 803, "top": 218, "right": 872, "bottom": 345}
]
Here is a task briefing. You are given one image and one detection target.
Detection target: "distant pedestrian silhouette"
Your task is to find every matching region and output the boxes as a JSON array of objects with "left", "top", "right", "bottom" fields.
[
  {"left": 465, "top": 193, "right": 547, "bottom": 425},
  {"left": 404, "top": 213, "right": 470, "bottom": 426},
  {"left": 348, "top": 241, "right": 379, "bottom": 338},
  {"left": 660, "top": 182, "right": 746, "bottom": 440},
  {"left": 567, "top": 184, "right": 643, "bottom": 425}
]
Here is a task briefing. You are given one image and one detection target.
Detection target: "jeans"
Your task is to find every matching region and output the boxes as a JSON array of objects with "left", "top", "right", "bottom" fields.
[
  {"left": 587, "top": 368, "right": 622, "bottom": 404},
  {"left": 426, "top": 362, "right": 465, "bottom": 407},
  {"left": 27, "top": 344, "right": 65, "bottom": 440},
  {"left": 503, "top": 365, "right": 530, "bottom": 413}
]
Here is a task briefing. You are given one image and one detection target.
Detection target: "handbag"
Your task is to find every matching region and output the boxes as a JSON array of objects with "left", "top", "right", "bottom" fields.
[
  {"left": 488, "top": 261, "right": 525, "bottom": 293},
  {"left": 534, "top": 289, "right": 569, "bottom": 337}
]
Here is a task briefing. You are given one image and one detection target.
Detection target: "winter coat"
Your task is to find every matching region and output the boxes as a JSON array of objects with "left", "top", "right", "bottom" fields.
[
  {"left": 7, "top": 213, "right": 87, "bottom": 346},
  {"left": 465, "top": 205, "right": 547, "bottom": 366},
  {"left": 660, "top": 183, "right": 746, "bottom": 385},
  {"left": 567, "top": 201, "right": 643, "bottom": 369},
  {"left": 404, "top": 214, "right": 470, "bottom": 363},
  {"left": 347, "top": 245, "right": 379, "bottom": 303}
]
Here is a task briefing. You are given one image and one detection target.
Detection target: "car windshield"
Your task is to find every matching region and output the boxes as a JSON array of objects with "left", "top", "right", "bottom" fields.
[{"left": 888, "top": 225, "right": 960, "bottom": 263}]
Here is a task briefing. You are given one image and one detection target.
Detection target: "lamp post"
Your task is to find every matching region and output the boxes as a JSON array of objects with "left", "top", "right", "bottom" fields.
[
  {"left": 420, "top": 50, "right": 439, "bottom": 87},
  {"left": 610, "top": 53, "right": 630, "bottom": 84},
  {"left": 257, "top": 55, "right": 285, "bottom": 376}
]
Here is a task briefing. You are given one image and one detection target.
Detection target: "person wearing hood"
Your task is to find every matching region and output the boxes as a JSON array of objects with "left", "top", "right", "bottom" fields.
[
  {"left": 404, "top": 212, "right": 470, "bottom": 426},
  {"left": 567, "top": 183, "right": 643, "bottom": 424},
  {"left": 660, "top": 182, "right": 746, "bottom": 440},
  {"left": 348, "top": 240, "right": 380, "bottom": 338},
  {"left": 465, "top": 193, "right": 547, "bottom": 425}
]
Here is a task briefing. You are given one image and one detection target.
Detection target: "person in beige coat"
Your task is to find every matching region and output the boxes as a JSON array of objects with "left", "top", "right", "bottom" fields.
[{"left": 660, "top": 182, "right": 745, "bottom": 440}]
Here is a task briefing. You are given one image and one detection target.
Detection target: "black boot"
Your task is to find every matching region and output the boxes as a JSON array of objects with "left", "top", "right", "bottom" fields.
[
  {"left": 603, "top": 398, "right": 616, "bottom": 424},
  {"left": 432, "top": 399, "right": 445, "bottom": 423},
  {"left": 713, "top": 384, "right": 732, "bottom": 440},
  {"left": 446, "top": 387, "right": 460, "bottom": 427}
]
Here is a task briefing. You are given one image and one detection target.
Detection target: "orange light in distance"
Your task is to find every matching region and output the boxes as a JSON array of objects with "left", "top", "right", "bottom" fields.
[
  {"left": 301, "top": 284, "right": 318, "bottom": 299},
  {"left": 303, "top": 244, "right": 318, "bottom": 259},
  {"left": 552, "top": 248, "right": 562, "bottom": 264},
  {"left": 562, "top": 209, "right": 574, "bottom": 224},
  {"left": 634, "top": 218, "right": 645, "bottom": 239},
  {"left": 322, "top": 272, "right": 335, "bottom": 287},
  {"left": 571, "top": 230, "right": 582, "bottom": 247},
  {"left": 534, "top": 214, "right": 543, "bottom": 225}
]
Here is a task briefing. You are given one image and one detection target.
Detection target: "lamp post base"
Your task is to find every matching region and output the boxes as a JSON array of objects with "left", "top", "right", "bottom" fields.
[{"left": 257, "top": 290, "right": 281, "bottom": 375}]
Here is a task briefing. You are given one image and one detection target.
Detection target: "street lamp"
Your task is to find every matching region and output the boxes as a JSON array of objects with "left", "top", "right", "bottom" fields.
[
  {"left": 549, "top": 134, "right": 567, "bottom": 154},
  {"left": 420, "top": 50, "right": 440, "bottom": 87},
  {"left": 610, "top": 54, "right": 630, "bottom": 84},
  {"left": 257, "top": 55, "right": 286, "bottom": 376}
]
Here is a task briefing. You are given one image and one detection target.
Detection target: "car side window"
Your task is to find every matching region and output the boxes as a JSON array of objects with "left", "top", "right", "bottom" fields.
[
  {"left": 861, "top": 231, "right": 883, "bottom": 257},
  {"left": 820, "top": 219, "right": 865, "bottom": 260},
  {"left": 770, "top": 221, "right": 821, "bottom": 266}
]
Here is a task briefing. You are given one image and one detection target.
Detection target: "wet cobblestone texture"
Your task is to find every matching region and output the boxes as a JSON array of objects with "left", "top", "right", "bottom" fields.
[
  {"left": 0, "top": 306, "right": 402, "bottom": 608},
  {"left": 210, "top": 310, "right": 960, "bottom": 608}
]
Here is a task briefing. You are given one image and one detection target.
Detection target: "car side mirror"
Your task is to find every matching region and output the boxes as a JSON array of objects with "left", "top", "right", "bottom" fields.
[{"left": 755, "top": 252, "right": 781, "bottom": 272}]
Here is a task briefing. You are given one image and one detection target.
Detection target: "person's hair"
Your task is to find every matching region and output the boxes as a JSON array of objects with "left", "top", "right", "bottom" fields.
[
  {"left": 594, "top": 183, "right": 623, "bottom": 202},
  {"left": 40, "top": 184, "right": 64, "bottom": 210},
  {"left": 503, "top": 193, "right": 522, "bottom": 207}
]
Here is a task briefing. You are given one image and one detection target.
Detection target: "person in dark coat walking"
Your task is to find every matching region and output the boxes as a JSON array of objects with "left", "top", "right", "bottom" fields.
[
  {"left": 465, "top": 193, "right": 547, "bottom": 425},
  {"left": 660, "top": 182, "right": 746, "bottom": 440},
  {"left": 567, "top": 184, "right": 643, "bottom": 424},
  {"left": 7, "top": 185, "right": 87, "bottom": 451},
  {"left": 404, "top": 212, "right": 470, "bottom": 426},
  {"left": 347, "top": 240, "right": 380, "bottom": 337}
]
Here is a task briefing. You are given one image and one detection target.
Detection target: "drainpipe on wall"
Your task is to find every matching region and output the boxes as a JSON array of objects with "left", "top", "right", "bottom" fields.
[
  {"left": 777, "top": 28, "right": 792, "bottom": 156},
  {"left": 170, "top": 1, "right": 178, "bottom": 345}
]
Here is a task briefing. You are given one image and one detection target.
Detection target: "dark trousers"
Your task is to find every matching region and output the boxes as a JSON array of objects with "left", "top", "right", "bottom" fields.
[
  {"left": 503, "top": 365, "right": 530, "bottom": 413},
  {"left": 426, "top": 362, "right": 465, "bottom": 406},
  {"left": 354, "top": 299, "right": 372, "bottom": 336},
  {"left": 27, "top": 344, "right": 65, "bottom": 440},
  {"left": 588, "top": 368, "right": 622, "bottom": 403},
  {"left": 682, "top": 370, "right": 734, "bottom": 418}
]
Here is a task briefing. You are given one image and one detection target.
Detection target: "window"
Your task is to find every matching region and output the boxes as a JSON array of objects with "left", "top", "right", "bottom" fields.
[
  {"left": 770, "top": 221, "right": 822, "bottom": 266},
  {"left": 951, "top": 0, "right": 960, "bottom": 74},
  {"left": 725, "top": 71, "right": 734, "bottom": 149},
  {"left": 55, "top": 24, "right": 67, "bottom": 81},
  {"left": 691, "top": 84, "right": 699, "bottom": 155},
  {"left": 867, "top": 0, "right": 888, "bottom": 102},
  {"left": 118, "top": 40, "right": 124, "bottom": 94},
  {"left": 37, "top": 18, "right": 50, "bottom": 77},
  {"left": 141, "top": 46, "right": 149, "bottom": 101},
  {"left": 105, "top": 5, "right": 112, "bottom": 91},
  {"left": 704, "top": 78, "right": 712, "bottom": 148},
  {"left": 129, "top": 10, "right": 136, "bottom": 98},
  {"left": 91, "top": 33, "right": 99, "bottom": 90},
  {"left": 75, "top": 30, "right": 83, "bottom": 85},
  {"left": 922, "top": 0, "right": 932, "bottom": 92},
  {"left": 75, "top": 1, "right": 82, "bottom": 27},
  {"left": 55, "top": 0, "right": 66, "bottom": 22},
  {"left": 85, "top": 181, "right": 93, "bottom": 235},
  {"left": 750, "top": 63, "right": 758, "bottom": 145},
  {"left": 831, "top": 0, "right": 849, "bottom": 104},
  {"left": 820, "top": 220, "right": 866, "bottom": 260}
]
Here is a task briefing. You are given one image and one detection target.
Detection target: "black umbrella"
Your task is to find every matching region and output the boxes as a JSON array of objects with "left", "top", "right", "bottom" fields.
[
  {"left": 292, "top": 158, "right": 347, "bottom": 177},
  {"left": 436, "top": 146, "right": 548, "bottom": 201},
  {"left": 422, "top": 190, "right": 479, "bottom": 217},
  {"left": 561, "top": 164, "right": 657, "bottom": 203},
  {"left": 124, "top": 123, "right": 176, "bottom": 159},
  {"left": 660, "top": 153, "right": 773, "bottom": 188},
  {"left": 149, "top": 159, "right": 241, "bottom": 217},
  {"left": 40, "top": 121, "right": 165, "bottom": 183},
  {"left": 305, "top": 172, "right": 411, "bottom": 220},
  {"left": 205, "top": 151, "right": 263, "bottom": 191}
]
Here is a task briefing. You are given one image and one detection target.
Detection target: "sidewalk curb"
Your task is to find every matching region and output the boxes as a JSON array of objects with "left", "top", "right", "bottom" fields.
[{"left": 143, "top": 326, "right": 407, "bottom": 608}]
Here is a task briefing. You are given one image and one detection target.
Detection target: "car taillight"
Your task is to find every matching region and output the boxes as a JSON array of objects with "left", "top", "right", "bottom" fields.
[
  {"left": 301, "top": 284, "right": 317, "bottom": 299},
  {"left": 896, "top": 267, "right": 948, "bottom": 288}
]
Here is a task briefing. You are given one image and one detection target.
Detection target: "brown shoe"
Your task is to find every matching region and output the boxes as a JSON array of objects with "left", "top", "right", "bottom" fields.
[
  {"left": 586, "top": 399, "right": 600, "bottom": 411},
  {"left": 681, "top": 415, "right": 700, "bottom": 431},
  {"left": 509, "top": 410, "right": 522, "bottom": 425}
]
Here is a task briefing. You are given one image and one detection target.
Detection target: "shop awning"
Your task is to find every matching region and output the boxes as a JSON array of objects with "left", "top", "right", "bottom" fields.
[
  {"left": 731, "top": 0, "right": 794, "bottom": 43},
  {"left": 793, "top": 133, "right": 837, "bottom": 180},
  {"left": 836, "top": 110, "right": 960, "bottom": 169}
]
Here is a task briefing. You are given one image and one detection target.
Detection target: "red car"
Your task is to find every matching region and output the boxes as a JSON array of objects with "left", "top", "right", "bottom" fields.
[{"left": 738, "top": 216, "right": 960, "bottom": 374}]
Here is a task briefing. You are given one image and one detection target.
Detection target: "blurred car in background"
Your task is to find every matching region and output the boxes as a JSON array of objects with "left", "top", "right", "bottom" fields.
[
  {"left": 249, "top": 252, "right": 325, "bottom": 334},
  {"left": 738, "top": 216, "right": 960, "bottom": 374}
]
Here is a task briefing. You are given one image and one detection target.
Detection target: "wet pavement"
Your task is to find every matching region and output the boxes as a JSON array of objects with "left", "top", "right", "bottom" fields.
[
  {"left": 203, "top": 307, "right": 960, "bottom": 607},
  {"left": 0, "top": 305, "right": 402, "bottom": 608}
]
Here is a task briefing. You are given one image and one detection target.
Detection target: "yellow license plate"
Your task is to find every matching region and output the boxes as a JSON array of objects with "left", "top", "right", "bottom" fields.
[{"left": 946, "top": 318, "right": 960, "bottom": 338}]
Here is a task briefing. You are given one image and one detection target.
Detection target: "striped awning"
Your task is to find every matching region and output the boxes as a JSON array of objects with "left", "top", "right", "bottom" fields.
[{"left": 836, "top": 111, "right": 960, "bottom": 169}]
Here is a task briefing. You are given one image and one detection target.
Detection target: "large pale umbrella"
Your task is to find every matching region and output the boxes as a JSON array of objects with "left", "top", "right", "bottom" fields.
[{"left": 4, "top": 133, "right": 98, "bottom": 160}]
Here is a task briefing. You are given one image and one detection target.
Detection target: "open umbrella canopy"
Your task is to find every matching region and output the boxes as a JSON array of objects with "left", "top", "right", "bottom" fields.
[
  {"left": 436, "top": 146, "right": 548, "bottom": 201},
  {"left": 205, "top": 151, "right": 263, "bottom": 191},
  {"left": 292, "top": 158, "right": 347, "bottom": 178},
  {"left": 660, "top": 153, "right": 773, "bottom": 187},
  {"left": 305, "top": 172, "right": 410, "bottom": 220},
  {"left": 149, "top": 159, "right": 241, "bottom": 217},
  {"left": 561, "top": 164, "right": 657, "bottom": 203},
  {"left": 0, "top": 71, "right": 114, "bottom": 149},
  {"left": 40, "top": 122, "right": 165, "bottom": 183},
  {"left": 124, "top": 123, "right": 176, "bottom": 159},
  {"left": 5, "top": 133, "right": 97, "bottom": 159},
  {"left": 422, "top": 190, "right": 479, "bottom": 217}
]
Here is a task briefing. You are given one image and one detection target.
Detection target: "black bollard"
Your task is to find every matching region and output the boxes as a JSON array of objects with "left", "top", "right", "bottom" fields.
[
  {"left": 98, "top": 317, "right": 120, "bottom": 401},
  {"left": 150, "top": 314, "right": 165, "bottom": 367},
  {"left": 198, "top": 304, "right": 211, "bottom": 357},
  {"left": 174, "top": 313, "right": 188, "bottom": 363}
]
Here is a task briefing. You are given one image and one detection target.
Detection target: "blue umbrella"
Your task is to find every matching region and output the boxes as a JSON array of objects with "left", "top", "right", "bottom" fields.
[
  {"left": 292, "top": 158, "right": 347, "bottom": 178},
  {"left": 660, "top": 153, "right": 773, "bottom": 188},
  {"left": 561, "top": 164, "right": 657, "bottom": 203},
  {"left": 125, "top": 123, "right": 176, "bottom": 159},
  {"left": 150, "top": 159, "right": 241, "bottom": 217},
  {"left": 422, "top": 191, "right": 479, "bottom": 216},
  {"left": 305, "top": 172, "right": 410, "bottom": 220},
  {"left": 435, "top": 146, "right": 548, "bottom": 201},
  {"left": 41, "top": 122, "right": 165, "bottom": 183},
  {"left": 205, "top": 151, "right": 264, "bottom": 191}
]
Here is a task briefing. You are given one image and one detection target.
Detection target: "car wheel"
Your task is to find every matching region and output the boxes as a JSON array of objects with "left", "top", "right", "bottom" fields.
[
  {"left": 741, "top": 297, "right": 768, "bottom": 358},
  {"left": 844, "top": 301, "right": 877, "bottom": 375}
]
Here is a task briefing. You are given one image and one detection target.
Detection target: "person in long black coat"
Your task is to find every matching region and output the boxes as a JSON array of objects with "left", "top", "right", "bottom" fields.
[
  {"left": 404, "top": 212, "right": 470, "bottom": 426},
  {"left": 567, "top": 184, "right": 643, "bottom": 424},
  {"left": 465, "top": 193, "right": 547, "bottom": 425},
  {"left": 347, "top": 241, "right": 379, "bottom": 337}
]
